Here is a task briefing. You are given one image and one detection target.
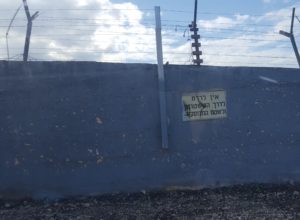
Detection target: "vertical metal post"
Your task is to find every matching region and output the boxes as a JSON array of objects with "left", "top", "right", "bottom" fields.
[
  {"left": 290, "top": 35, "right": 300, "bottom": 68},
  {"left": 290, "top": 8, "right": 300, "bottom": 68},
  {"left": 194, "top": 0, "right": 198, "bottom": 24},
  {"left": 279, "top": 8, "right": 300, "bottom": 68},
  {"left": 6, "top": 36, "right": 9, "bottom": 61},
  {"left": 23, "top": 0, "right": 39, "bottom": 62},
  {"left": 23, "top": 0, "right": 31, "bottom": 62},
  {"left": 23, "top": 20, "right": 32, "bottom": 62},
  {"left": 291, "top": 8, "right": 295, "bottom": 34},
  {"left": 155, "top": 6, "right": 168, "bottom": 149},
  {"left": 189, "top": 0, "right": 202, "bottom": 65}
]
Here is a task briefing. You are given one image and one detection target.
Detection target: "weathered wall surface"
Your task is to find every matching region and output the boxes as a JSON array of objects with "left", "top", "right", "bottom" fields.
[{"left": 0, "top": 61, "right": 299, "bottom": 199}]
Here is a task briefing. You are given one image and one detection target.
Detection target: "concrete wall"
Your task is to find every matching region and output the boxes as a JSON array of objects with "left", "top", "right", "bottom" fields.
[{"left": 0, "top": 61, "right": 299, "bottom": 199}]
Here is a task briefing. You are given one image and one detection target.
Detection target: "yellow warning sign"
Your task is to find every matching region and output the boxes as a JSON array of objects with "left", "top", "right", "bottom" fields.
[{"left": 182, "top": 90, "right": 227, "bottom": 121}]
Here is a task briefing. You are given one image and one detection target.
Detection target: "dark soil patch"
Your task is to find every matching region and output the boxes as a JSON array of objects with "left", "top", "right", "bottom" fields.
[{"left": 1, "top": 184, "right": 300, "bottom": 219}]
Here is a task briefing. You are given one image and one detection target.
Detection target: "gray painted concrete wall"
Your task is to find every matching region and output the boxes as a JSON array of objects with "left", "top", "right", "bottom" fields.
[{"left": 0, "top": 61, "right": 299, "bottom": 199}]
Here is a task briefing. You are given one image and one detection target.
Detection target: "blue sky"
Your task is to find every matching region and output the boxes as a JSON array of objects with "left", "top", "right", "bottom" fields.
[
  {"left": 0, "top": 0, "right": 299, "bottom": 68},
  {"left": 112, "top": 0, "right": 298, "bottom": 17}
]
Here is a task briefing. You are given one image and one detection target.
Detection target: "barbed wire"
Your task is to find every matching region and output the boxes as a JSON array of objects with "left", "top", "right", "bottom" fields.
[
  {"left": 5, "top": 55, "right": 296, "bottom": 66},
  {"left": 173, "top": 61, "right": 297, "bottom": 67},
  {"left": 27, "top": 31, "right": 297, "bottom": 42},
  {"left": 1, "top": 41, "right": 293, "bottom": 49},
  {"left": 0, "top": 7, "right": 295, "bottom": 18},
  {"left": 4, "top": 50, "right": 295, "bottom": 60},
  {"left": 161, "top": 9, "right": 294, "bottom": 18},
  {"left": 4, "top": 22, "right": 294, "bottom": 30},
  {"left": 21, "top": 34, "right": 291, "bottom": 44},
  {"left": 3, "top": 24, "right": 291, "bottom": 38},
  {"left": 0, "top": 6, "right": 299, "bottom": 67}
]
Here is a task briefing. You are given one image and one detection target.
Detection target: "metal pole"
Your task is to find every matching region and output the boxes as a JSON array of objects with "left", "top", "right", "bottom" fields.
[
  {"left": 6, "top": 35, "right": 9, "bottom": 61},
  {"left": 290, "top": 8, "right": 300, "bottom": 67},
  {"left": 23, "top": 20, "right": 32, "bottom": 62},
  {"left": 279, "top": 8, "right": 300, "bottom": 68},
  {"left": 291, "top": 35, "right": 300, "bottom": 67},
  {"left": 194, "top": 0, "right": 198, "bottom": 25},
  {"left": 23, "top": 0, "right": 31, "bottom": 62},
  {"left": 155, "top": 6, "right": 168, "bottom": 149},
  {"left": 23, "top": 0, "right": 38, "bottom": 62},
  {"left": 291, "top": 8, "right": 295, "bottom": 34},
  {"left": 190, "top": 0, "right": 202, "bottom": 65}
]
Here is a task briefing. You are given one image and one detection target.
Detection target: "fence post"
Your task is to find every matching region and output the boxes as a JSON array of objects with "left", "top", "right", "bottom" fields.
[{"left": 155, "top": 6, "right": 169, "bottom": 149}]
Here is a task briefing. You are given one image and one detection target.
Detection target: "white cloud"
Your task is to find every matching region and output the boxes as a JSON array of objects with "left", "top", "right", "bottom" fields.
[
  {"left": 199, "top": 15, "right": 250, "bottom": 30},
  {"left": 263, "top": 0, "right": 272, "bottom": 3},
  {"left": 169, "top": 2, "right": 300, "bottom": 68},
  {"left": 0, "top": 0, "right": 299, "bottom": 68},
  {"left": 0, "top": 0, "right": 156, "bottom": 62}
]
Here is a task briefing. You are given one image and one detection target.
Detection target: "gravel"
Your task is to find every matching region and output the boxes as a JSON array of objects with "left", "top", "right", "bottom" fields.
[{"left": 1, "top": 184, "right": 300, "bottom": 219}]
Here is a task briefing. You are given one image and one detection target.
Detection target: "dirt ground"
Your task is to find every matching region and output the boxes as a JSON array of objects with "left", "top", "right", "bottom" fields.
[{"left": 1, "top": 184, "right": 300, "bottom": 220}]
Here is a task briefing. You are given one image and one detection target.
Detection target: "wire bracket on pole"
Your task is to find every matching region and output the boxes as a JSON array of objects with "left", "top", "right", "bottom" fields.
[
  {"left": 279, "top": 7, "right": 300, "bottom": 68},
  {"left": 189, "top": 0, "right": 203, "bottom": 66},
  {"left": 6, "top": 5, "right": 22, "bottom": 61},
  {"left": 155, "top": 6, "right": 169, "bottom": 149}
]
